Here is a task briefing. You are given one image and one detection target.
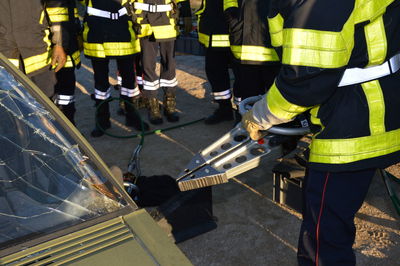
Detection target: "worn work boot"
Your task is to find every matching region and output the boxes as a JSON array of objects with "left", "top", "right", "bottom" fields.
[
  {"left": 58, "top": 103, "right": 76, "bottom": 125},
  {"left": 163, "top": 89, "right": 179, "bottom": 122},
  {"left": 204, "top": 99, "right": 234, "bottom": 125},
  {"left": 123, "top": 96, "right": 150, "bottom": 131},
  {"left": 91, "top": 99, "right": 111, "bottom": 138},
  {"left": 147, "top": 97, "right": 163, "bottom": 125}
]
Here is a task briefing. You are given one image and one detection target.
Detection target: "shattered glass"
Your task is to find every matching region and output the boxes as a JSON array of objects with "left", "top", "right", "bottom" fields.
[{"left": 0, "top": 66, "right": 128, "bottom": 248}]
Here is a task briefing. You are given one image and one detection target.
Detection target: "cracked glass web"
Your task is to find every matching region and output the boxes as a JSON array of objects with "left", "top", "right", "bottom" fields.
[{"left": 0, "top": 66, "right": 128, "bottom": 247}]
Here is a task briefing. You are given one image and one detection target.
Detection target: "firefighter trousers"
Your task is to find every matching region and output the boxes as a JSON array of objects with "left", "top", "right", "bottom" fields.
[
  {"left": 140, "top": 37, "right": 177, "bottom": 92},
  {"left": 91, "top": 56, "right": 139, "bottom": 100},
  {"left": 205, "top": 47, "right": 235, "bottom": 101},
  {"left": 297, "top": 168, "right": 375, "bottom": 266},
  {"left": 232, "top": 63, "right": 280, "bottom": 101}
]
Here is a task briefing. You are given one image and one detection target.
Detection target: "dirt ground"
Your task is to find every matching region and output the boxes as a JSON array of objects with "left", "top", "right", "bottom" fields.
[{"left": 74, "top": 55, "right": 400, "bottom": 266}]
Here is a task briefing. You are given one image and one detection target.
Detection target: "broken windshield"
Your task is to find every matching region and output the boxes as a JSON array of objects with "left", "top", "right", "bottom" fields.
[{"left": 0, "top": 65, "right": 128, "bottom": 249}]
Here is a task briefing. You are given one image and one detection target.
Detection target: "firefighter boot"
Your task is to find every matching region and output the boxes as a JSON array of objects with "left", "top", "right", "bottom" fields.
[
  {"left": 91, "top": 99, "right": 111, "bottom": 138},
  {"left": 147, "top": 97, "right": 163, "bottom": 125},
  {"left": 163, "top": 88, "right": 179, "bottom": 122},
  {"left": 204, "top": 99, "right": 234, "bottom": 125},
  {"left": 58, "top": 103, "right": 76, "bottom": 125},
  {"left": 123, "top": 95, "right": 150, "bottom": 131}
]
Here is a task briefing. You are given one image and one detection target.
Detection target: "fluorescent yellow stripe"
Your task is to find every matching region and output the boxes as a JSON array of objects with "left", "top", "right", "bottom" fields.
[
  {"left": 223, "top": 0, "right": 238, "bottom": 11},
  {"left": 151, "top": 25, "right": 178, "bottom": 39},
  {"left": 47, "top": 7, "right": 69, "bottom": 22},
  {"left": 309, "top": 128, "right": 400, "bottom": 164},
  {"left": 211, "top": 34, "right": 230, "bottom": 47},
  {"left": 230, "top": 45, "right": 279, "bottom": 62},
  {"left": 84, "top": 42, "right": 140, "bottom": 57},
  {"left": 64, "top": 50, "right": 81, "bottom": 68},
  {"left": 354, "top": 0, "right": 395, "bottom": 23},
  {"left": 195, "top": 0, "right": 206, "bottom": 16},
  {"left": 268, "top": 13, "right": 283, "bottom": 47},
  {"left": 24, "top": 52, "right": 51, "bottom": 74},
  {"left": 282, "top": 27, "right": 353, "bottom": 68},
  {"left": 309, "top": 106, "right": 322, "bottom": 128},
  {"left": 267, "top": 83, "right": 310, "bottom": 120},
  {"left": 198, "top": 32, "right": 210, "bottom": 48},
  {"left": 137, "top": 23, "right": 153, "bottom": 38},
  {"left": 361, "top": 80, "right": 385, "bottom": 135},
  {"left": 364, "top": 16, "right": 387, "bottom": 66}
]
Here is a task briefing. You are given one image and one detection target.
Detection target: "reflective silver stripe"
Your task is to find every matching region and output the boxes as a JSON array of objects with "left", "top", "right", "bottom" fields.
[
  {"left": 94, "top": 87, "right": 111, "bottom": 100},
  {"left": 121, "top": 86, "right": 140, "bottom": 97},
  {"left": 160, "top": 78, "right": 178, "bottom": 88},
  {"left": 133, "top": 2, "right": 173, "bottom": 12},
  {"left": 212, "top": 89, "right": 231, "bottom": 100},
  {"left": 339, "top": 53, "right": 400, "bottom": 87},
  {"left": 143, "top": 80, "right": 160, "bottom": 91},
  {"left": 87, "top": 6, "right": 127, "bottom": 20},
  {"left": 55, "top": 95, "right": 75, "bottom": 105},
  {"left": 117, "top": 75, "right": 122, "bottom": 85},
  {"left": 136, "top": 76, "right": 143, "bottom": 85}
]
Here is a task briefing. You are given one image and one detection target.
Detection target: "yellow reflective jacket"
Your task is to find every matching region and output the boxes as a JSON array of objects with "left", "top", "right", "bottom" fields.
[
  {"left": 0, "top": 0, "right": 69, "bottom": 75},
  {"left": 266, "top": 0, "right": 400, "bottom": 171}
]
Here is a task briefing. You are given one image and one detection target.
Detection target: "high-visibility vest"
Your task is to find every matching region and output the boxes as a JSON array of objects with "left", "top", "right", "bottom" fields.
[{"left": 266, "top": 0, "right": 400, "bottom": 171}]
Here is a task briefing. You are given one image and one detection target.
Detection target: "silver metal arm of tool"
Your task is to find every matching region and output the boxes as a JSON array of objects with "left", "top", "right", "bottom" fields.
[{"left": 239, "top": 96, "right": 310, "bottom": 136}]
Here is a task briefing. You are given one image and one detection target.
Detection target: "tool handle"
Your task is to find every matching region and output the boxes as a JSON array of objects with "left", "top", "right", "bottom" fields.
[{"left": 239, "top": 96, "right": 310, "bottom": 136}]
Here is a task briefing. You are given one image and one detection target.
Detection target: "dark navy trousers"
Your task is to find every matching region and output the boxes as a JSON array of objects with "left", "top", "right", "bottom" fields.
[{"left": 297, "top": 168, "right": 376, "bottom": 266}]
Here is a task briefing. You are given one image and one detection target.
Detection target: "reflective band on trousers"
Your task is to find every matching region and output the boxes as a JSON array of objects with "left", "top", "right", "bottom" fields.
[
  {"left": 94, "top": 87, "right": 111, "bottom": 100},
  {"left": 55, "top": 95, "right": 75, "bottom": 105},
  {"left": 121, "top": 87, "right": 140, "bottom": 97},
  {"left": 212, "top": 89, "right": 231, "bottom": 100},
  {"left": 338, "top": 53, "right": 400, "bottom": 87}
]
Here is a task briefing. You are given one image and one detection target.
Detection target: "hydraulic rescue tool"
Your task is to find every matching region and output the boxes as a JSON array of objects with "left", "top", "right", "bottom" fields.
[{"left": 176, "top": 96, "right": 310, "bottom": 191}]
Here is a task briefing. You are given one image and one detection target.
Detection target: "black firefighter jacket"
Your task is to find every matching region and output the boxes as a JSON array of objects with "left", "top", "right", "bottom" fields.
[
  {"left": 265, "top": 0, "right": 400, "bottom": 171},
  {"left": 223, "top": 0, "right": 280, "bottom": 65}
]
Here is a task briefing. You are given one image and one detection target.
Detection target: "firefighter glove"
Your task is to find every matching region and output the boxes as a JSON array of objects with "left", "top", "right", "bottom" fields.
[
  {"left": 241, "top": 94, "right": 293, "bottom": 140},
  {"left": 241, "top": 109, "right": 269, "bottom": 140}
]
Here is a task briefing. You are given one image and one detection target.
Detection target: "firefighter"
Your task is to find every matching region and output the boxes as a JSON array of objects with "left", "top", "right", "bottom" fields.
[
  {"left": 0, "top": 0, "right": 68, "bottom": 97},
  {"left": 134, "top": 0, "right": 192, "bottom": 124},
  {"left": 223, "top": 0, "right": 280, "bottom": 112},
  {"left": 79, "top": 0, "right": 149, "bottom": 138},
  {"left": 53, "top": 0, "right": 82, "bottom": 125},
  {"left": 242, "top": 0, "right": 400, "bottom": 265},
  {"left": 197, "top": 0, "right": 236, "bottom": 125}
]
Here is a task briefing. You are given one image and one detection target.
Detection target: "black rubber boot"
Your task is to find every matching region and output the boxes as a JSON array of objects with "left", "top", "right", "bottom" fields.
[
  {"left": 147, "top": 97, "right": 163, "bottom": 125},
  {"left": 204, "top": 99, "right": 234, "bottom": 125},
  {"left": 58, "top": 103, "right": 76, "bottom": 125},
  {"left": 123, "top": 95, "right": 150, "bottom": 131},
  {"left": 91, "top": 99, "right": 111, "bottom": 138},
  {"left": 163, "top": 88, "right": 179, "bottom": 122}
]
